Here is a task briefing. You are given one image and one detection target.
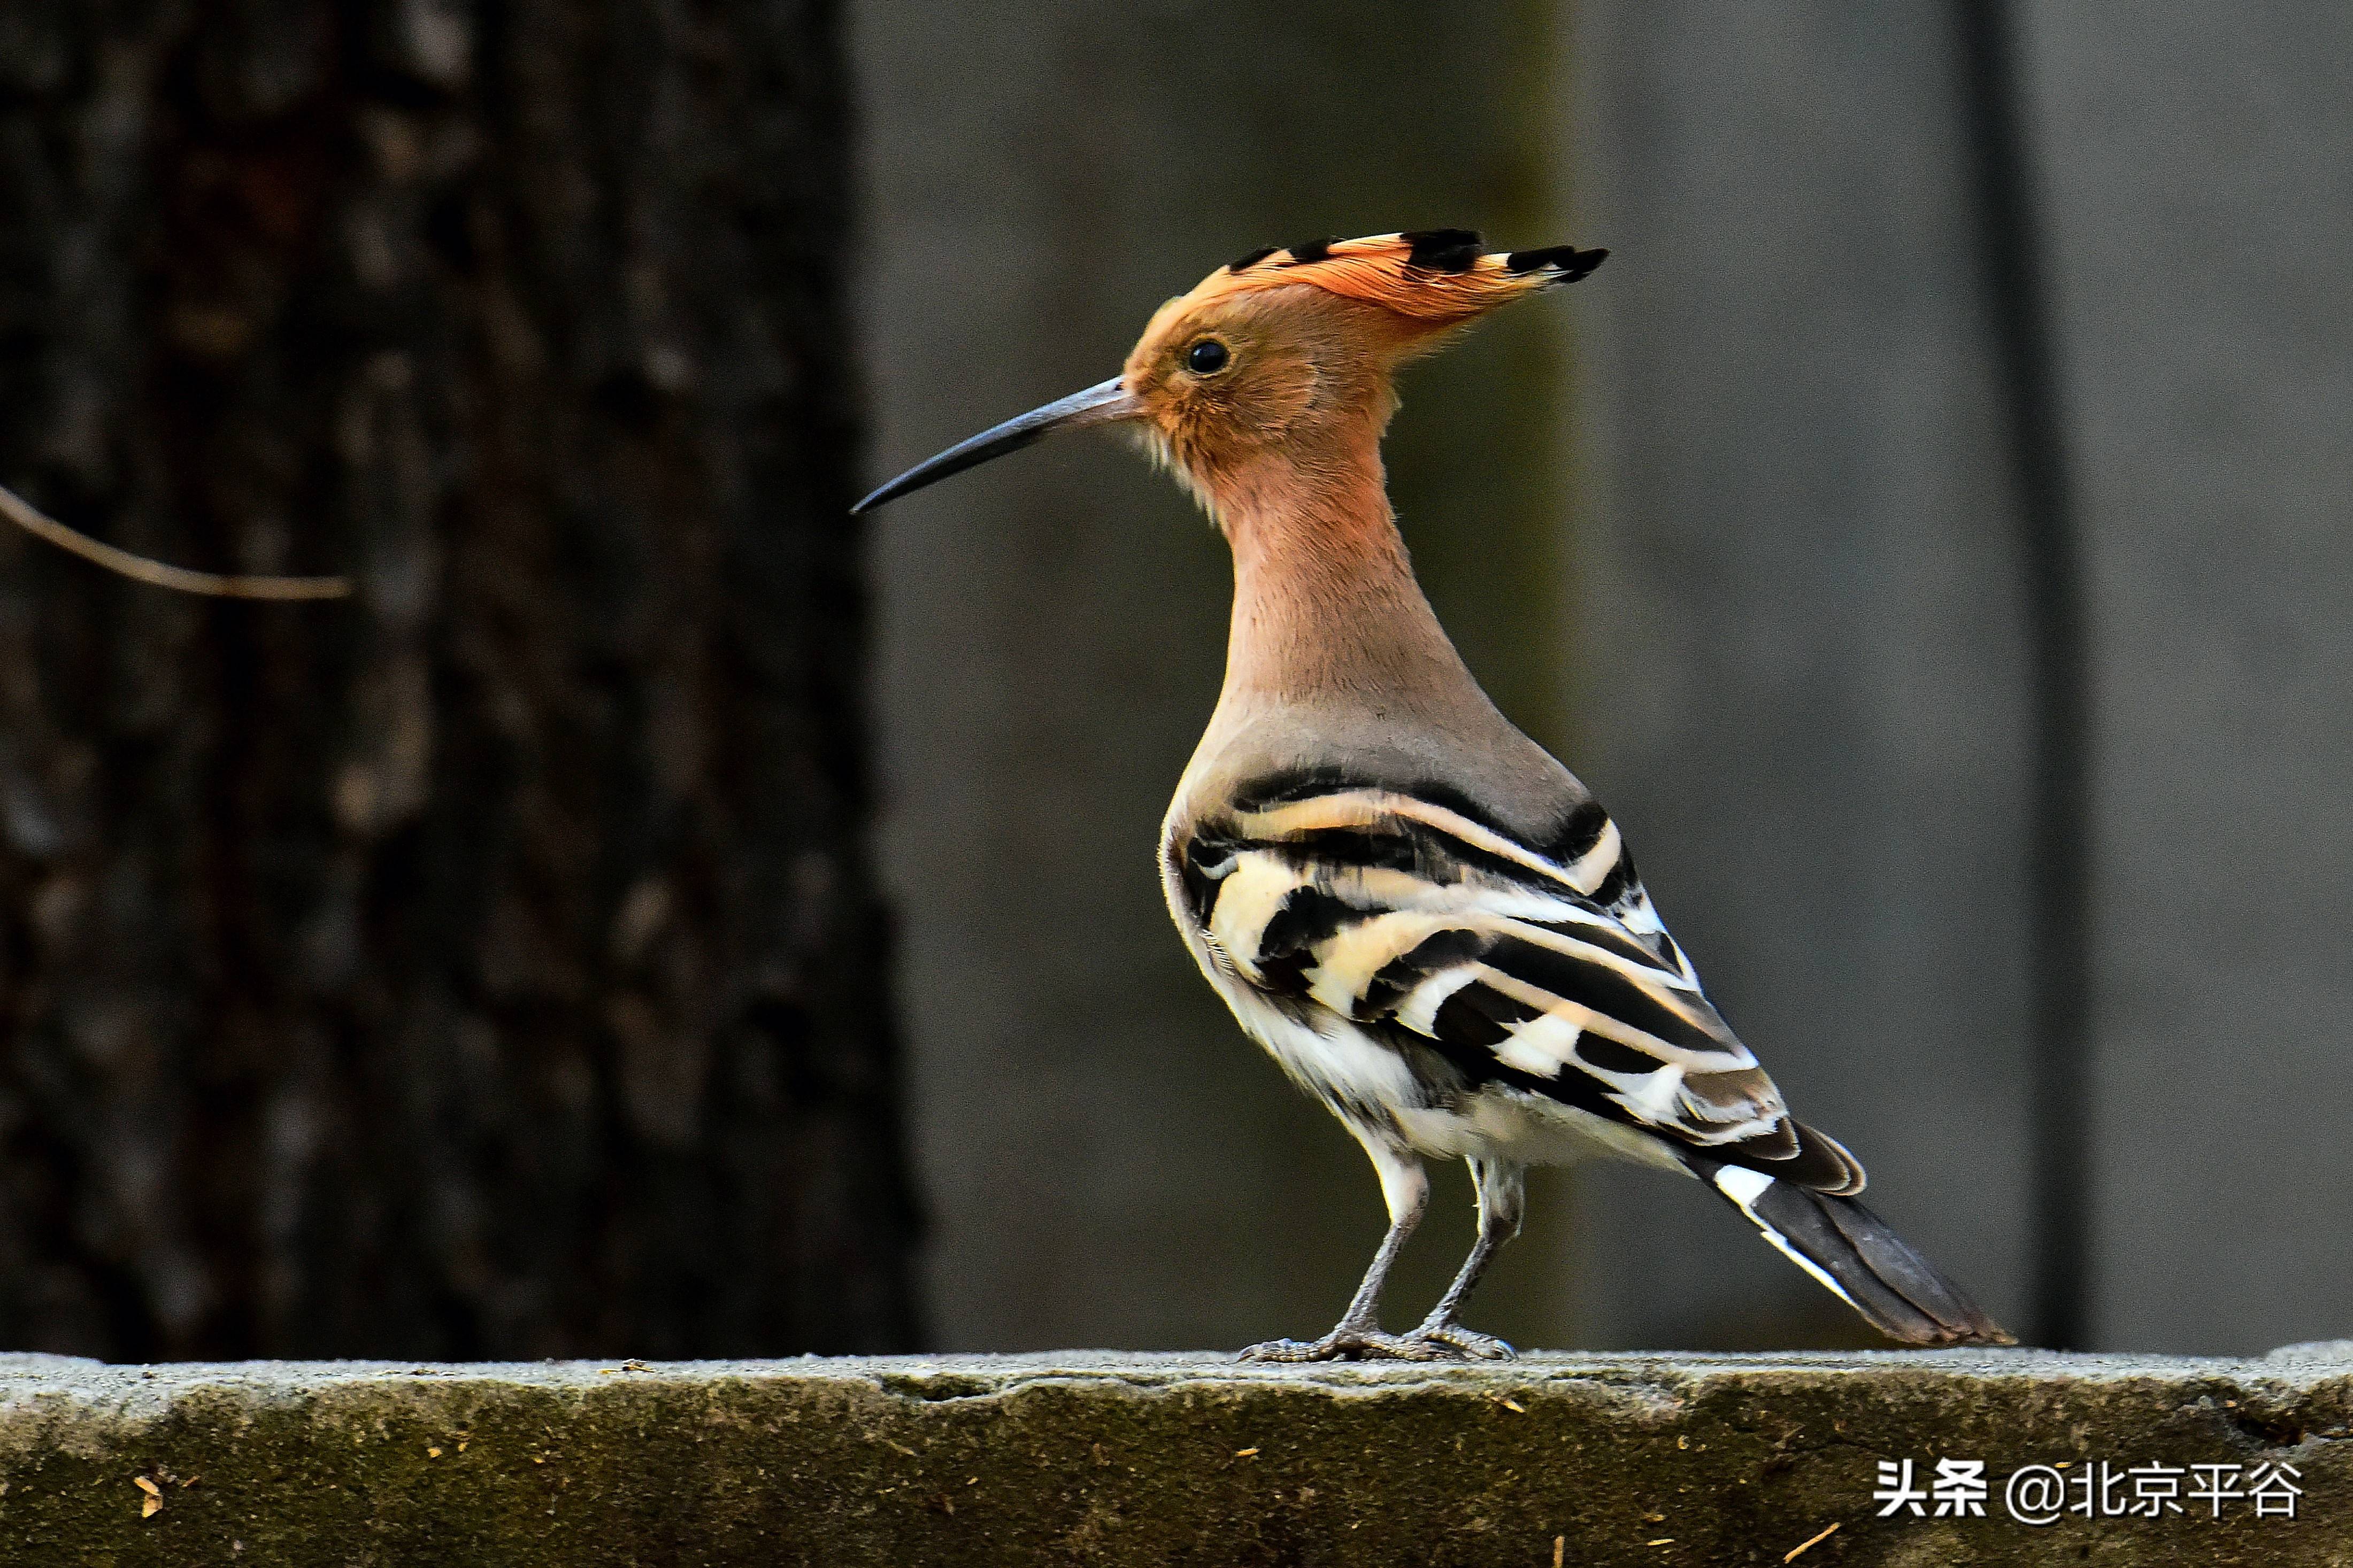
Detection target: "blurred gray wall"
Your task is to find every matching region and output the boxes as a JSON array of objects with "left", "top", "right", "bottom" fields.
[
  {"left": 1565, "top": 2, "right": 2039, "bottom": 1348},
  {"left": 2018, "top": 3, "right": 2353, "bottom": 1352},
  {"left": 853, "top": 1, "right": 2353, "bottom": 1355}
]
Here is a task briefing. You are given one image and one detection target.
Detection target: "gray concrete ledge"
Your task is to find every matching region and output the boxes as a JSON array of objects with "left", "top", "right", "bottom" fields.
[{"left": 0, "top": 1346, "right": 2346, "bottom": 1565}]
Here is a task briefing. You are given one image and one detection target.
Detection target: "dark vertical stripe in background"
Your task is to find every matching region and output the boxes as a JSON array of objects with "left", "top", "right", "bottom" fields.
[{"left": 1953, "top": 0, "right": 2094, "bottom": 1350}]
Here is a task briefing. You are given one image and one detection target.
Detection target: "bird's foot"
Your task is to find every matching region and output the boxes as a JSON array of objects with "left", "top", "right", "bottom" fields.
[
  {"left": 1238, "top": 1323, "right": 1514, "bottom": 1363},
  {"left": 1407, "top": 1319, "right": 1516, "bottom": 1361},
  {"left": 1239, "top": 1328, "right": 1451, "bottom": 1363}
]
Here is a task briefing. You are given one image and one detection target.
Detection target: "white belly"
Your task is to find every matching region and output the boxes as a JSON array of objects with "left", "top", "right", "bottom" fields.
[
  {"left": 1198, "top": 941, "right": 1685, "bottom": 1176},
  {"left": 1212, "top": 971, "right": 1423, "bottom": 1113}
]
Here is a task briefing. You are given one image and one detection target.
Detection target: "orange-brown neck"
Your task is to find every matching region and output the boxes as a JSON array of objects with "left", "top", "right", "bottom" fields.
[{"left": 1198, "top": 416, "right": 1483, "bottom": 713}]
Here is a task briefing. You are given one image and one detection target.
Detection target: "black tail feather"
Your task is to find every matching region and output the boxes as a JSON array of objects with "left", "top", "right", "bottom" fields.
[{"left": 1690, "top": 1157, "right": 2014, "bottom": 1347}]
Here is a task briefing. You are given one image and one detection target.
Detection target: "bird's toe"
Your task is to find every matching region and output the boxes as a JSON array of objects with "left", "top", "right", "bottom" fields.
[
  {"left": 1408, "top": 1322, "right": 1516, "bottom": 1361},
  {"left": 1236, "top": 1337, "right": 1329, "bottom": 1363}
]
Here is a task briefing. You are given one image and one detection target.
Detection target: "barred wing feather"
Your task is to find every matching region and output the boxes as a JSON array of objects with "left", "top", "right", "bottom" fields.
[{"left": 1175, "top": 786, "right": 1865, "bottom": 1194}]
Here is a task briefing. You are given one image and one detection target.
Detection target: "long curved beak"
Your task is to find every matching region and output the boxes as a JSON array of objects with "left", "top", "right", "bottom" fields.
[{"left": 851, "top": 376, "right": 1142, "bottom": 514}]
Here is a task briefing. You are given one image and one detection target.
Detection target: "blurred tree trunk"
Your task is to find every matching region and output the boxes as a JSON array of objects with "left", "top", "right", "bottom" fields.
[{"left": 0, "top": 0, "right": 919, "bottom": 1360}]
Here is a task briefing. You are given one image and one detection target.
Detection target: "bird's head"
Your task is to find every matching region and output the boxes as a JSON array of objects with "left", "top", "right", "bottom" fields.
[{"left": 852, "top": 230, "right": 1605, "bottom": 517}]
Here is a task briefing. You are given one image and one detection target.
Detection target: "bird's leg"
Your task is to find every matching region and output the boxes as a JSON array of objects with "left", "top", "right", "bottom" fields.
[
  {"left": 1240, "top": 1136, "right": 1444, "bottom": 1362},
  {"left": 1404, "top": 1156, "right": 1525, "bottom": 1360}
]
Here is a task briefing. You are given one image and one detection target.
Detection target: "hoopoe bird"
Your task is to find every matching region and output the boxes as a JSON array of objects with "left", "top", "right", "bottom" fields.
[{"left": 857, "top": 230, "right": 2010, "bottom": 1357}]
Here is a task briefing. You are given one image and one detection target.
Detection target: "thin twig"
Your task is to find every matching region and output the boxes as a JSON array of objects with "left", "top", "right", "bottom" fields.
[
  {"left": 1782, "top": 1520, "right": 1840, "bottom": 1563},
  {"left": 0, "top": 481, "right": 350, "bottom": 600}
]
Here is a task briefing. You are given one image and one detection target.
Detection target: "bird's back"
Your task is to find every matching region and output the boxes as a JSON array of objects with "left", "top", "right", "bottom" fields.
[{"left": 1168, "top": 671, "right": 1594, "bottom": 853}]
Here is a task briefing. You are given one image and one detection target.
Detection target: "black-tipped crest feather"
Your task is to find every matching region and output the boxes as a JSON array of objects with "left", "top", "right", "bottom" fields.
[
  {"left": 1504, "top": 244, "right": 1609, "bottom": 281},
  {"left": 1401, "top": 228, "right": 1484, "bottom": 272}
]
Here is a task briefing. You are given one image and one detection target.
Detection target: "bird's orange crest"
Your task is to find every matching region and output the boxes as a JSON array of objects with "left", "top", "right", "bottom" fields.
[
  {"left": 849, "top": 227, "right": 1607, "bottom": 516},
  {"left": 1187, "top": 229, "right": 1605, "bottom": 325}
]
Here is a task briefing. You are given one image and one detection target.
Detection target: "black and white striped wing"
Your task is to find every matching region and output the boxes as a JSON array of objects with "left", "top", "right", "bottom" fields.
[{"left": 1171, "top": 782, "right": 1864, "bottom": 1191}]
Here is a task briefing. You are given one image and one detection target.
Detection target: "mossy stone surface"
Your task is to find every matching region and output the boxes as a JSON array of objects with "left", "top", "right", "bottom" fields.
[{"left": 0, "top": 1347, "right": 2344, "bottom": 1565}]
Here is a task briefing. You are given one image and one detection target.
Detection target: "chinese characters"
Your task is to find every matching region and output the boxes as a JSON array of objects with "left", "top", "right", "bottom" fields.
[{"left": 1871, "top": 1458, "right": 2302, "bottom": 1524}]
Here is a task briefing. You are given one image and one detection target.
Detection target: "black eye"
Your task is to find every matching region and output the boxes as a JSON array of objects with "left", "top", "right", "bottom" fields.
[{"left": 1187, "top": 338, "right": 1230, "bottom": 375}]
